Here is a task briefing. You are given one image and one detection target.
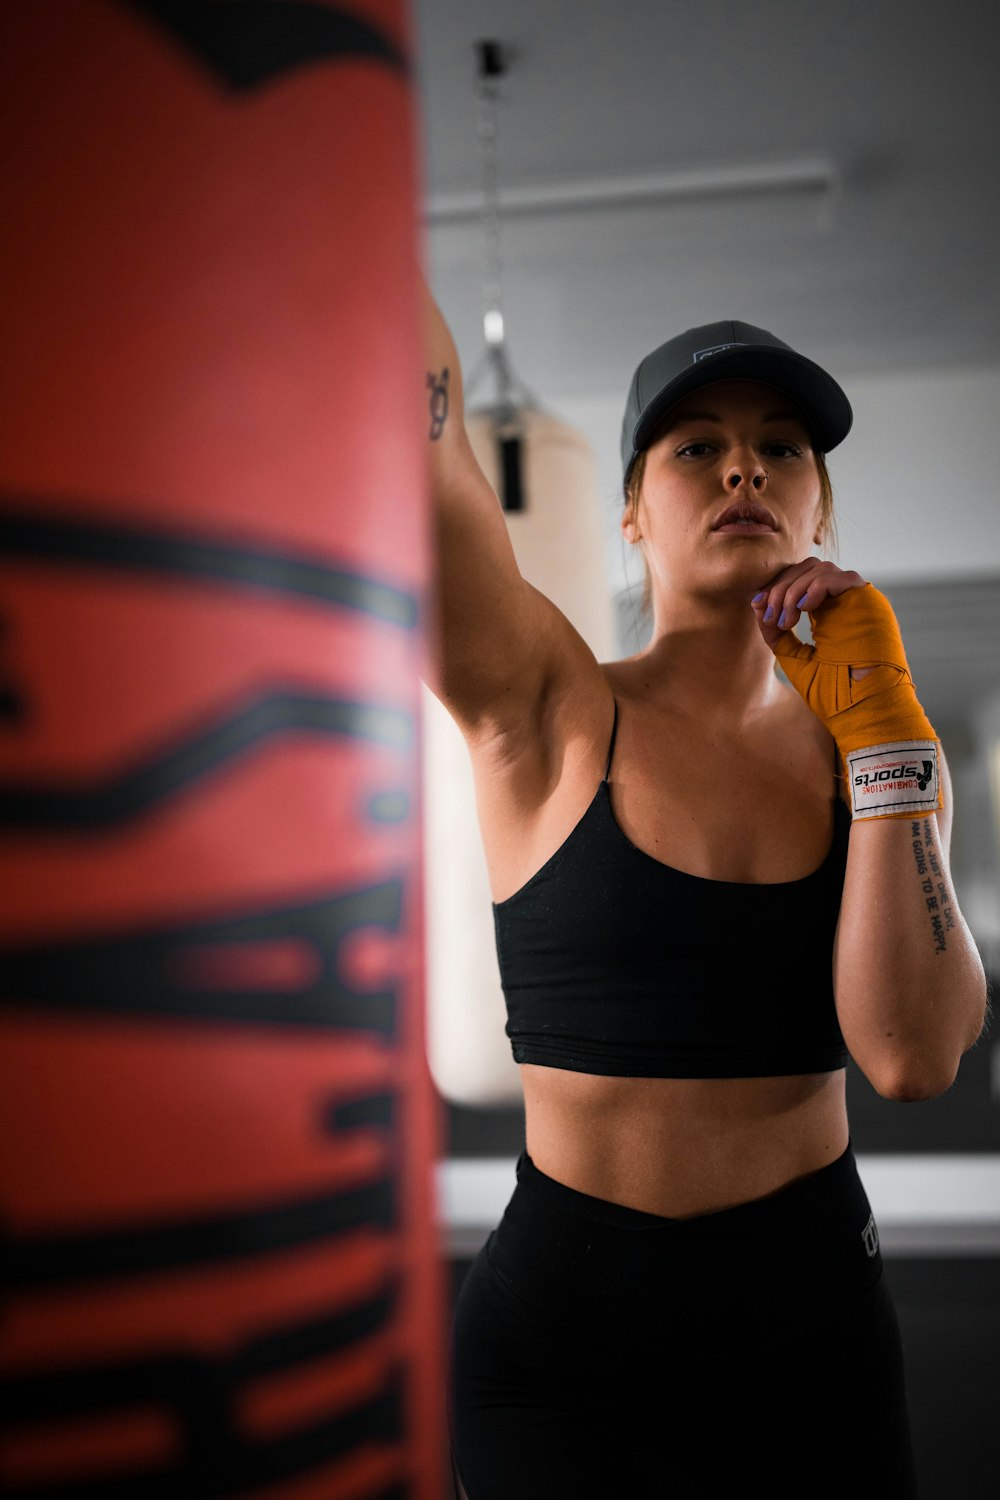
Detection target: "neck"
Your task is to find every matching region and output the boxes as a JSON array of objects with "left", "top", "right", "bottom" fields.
[{"left": 631, "top": 591, "right": 785, "bottom": 723}]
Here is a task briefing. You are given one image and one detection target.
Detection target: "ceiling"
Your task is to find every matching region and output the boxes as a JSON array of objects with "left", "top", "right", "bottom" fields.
[{"left": 413, "top": 0, "right": 1000, "bottom": 398}]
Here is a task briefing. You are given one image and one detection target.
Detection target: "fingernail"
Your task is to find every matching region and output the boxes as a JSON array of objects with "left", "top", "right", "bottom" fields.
[
  {"left": 778, "top": 609, "right": 788, "bottom": 628},
  {"left": 796, "top": 592, "right": 809, "bottom": 608},
  {"left": 763, "top": 605, "right": 774, "bottom": 622},
  {"left": 752, "top": 591, "right": 766, "bottom": 603}
]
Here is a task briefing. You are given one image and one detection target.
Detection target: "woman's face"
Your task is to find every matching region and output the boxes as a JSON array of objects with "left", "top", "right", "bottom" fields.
[{"left": 622, "top": 379, "right": 825, "bottom": 601}]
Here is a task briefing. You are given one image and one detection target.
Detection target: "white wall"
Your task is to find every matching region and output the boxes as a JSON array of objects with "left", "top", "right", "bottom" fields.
[
  {"left": 547, "top": 363, "right": 1000, "bottom": 598},
  {"left": 965, "top": 686, "right": 1000, "bottom": 976}
]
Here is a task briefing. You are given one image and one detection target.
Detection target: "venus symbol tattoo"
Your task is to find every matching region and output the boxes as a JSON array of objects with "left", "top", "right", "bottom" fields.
[{"left": 427, "top": 367, "right": 449, "bottom": 440}]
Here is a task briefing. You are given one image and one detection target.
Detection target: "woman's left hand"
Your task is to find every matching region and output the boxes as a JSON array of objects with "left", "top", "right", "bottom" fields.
[
  {"left": 749, "top": 557, "right": 868, "bottom": 656},
  {"left": 749, "top": 558, "right": 942, "bottom": 820}
]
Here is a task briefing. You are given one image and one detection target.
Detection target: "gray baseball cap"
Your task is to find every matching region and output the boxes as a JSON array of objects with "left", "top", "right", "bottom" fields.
[{"left": 620, "top": 318, "right": 853, "bottom": 488}]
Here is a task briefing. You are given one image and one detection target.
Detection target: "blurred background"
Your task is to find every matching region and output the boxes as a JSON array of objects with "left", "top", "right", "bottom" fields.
[{"left": 414, "top": 1, "right": 999, "bottom": 1493}]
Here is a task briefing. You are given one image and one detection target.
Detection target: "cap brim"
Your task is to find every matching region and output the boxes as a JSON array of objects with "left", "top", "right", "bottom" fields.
[{"left": 631, "top": 346, "right": 853, "bottom": 458}]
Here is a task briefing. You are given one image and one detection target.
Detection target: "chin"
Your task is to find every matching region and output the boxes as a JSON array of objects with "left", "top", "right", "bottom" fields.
[
  {"left": 754, "top": 537, "right": 796, "bottom": 571},
  {"left": 718, "top": 542, "right": 787, "bottom": 581}
]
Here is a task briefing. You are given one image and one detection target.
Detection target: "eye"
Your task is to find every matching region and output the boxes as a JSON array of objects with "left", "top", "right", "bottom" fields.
[
  {"left": 676, "top": 441, "right": 715, "bottom": 458},
  {"left": 763, "top": 441, "right": 804, "bottom": 458}
]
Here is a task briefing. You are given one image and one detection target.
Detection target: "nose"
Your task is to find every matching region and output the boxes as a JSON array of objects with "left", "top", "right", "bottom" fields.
[{"left": 725, "top": 458, "right": 768, "bottom": 491}]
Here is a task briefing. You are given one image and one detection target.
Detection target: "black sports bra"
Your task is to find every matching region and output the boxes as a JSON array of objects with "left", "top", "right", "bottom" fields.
[{"left": 492, "top": 697, "right": 851, "bottom": 1078}]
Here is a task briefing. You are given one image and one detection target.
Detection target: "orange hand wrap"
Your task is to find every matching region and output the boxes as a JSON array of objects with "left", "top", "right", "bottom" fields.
[{"left": 772, "top": 582, "right": 942, "bottom": 821}]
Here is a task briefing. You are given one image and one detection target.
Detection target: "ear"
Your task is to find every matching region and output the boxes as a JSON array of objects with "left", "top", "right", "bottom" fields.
[{"left": 621, "top": 501, "right": 642, "bottom": 544}]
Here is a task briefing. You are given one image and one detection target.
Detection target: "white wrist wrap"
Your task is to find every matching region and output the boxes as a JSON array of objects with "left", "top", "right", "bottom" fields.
[{"left": 846, "top": 740, "right": 939, "bottom": 820}]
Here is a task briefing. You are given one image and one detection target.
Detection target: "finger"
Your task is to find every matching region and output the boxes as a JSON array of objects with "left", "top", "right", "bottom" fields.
[
  {"left": 750, "top": 590, "right": 809, "bottom": 650},
  {"left": 751, "top": 560, "right": 825, "bottom": 631},
  {"left": 752, "top": 558, "right": 821, "bottom": 606},
  {"left": 814, "top": 569, "right": 868, "bottom": 600},
  {"left": 750, "top": 598, "right": 813, "bottom": 661},
  {"left": 786, "top": 570, "right": 868, "bottom": 631},
  {"left": 751, "top": 608, "right": 786, "bottom": 649},
  {"left": 761, "top": 564, "right": 867, "bottom": 633},
  {"left": 777, "top": 569, "right": 830, "bottom": 630}
]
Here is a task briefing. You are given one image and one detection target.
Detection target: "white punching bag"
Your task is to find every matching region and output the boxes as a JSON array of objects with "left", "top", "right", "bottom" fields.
[{"left": 423, "top": 407, "right": 616, "bottom": 1105}]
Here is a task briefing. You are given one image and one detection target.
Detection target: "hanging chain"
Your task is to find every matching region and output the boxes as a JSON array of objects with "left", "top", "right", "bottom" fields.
[
  {"left": 475, "top": 43, "right": 514, "bottom": 414},
  {"left": 476, "top": 55, "right": 503, "bottom": 345}
]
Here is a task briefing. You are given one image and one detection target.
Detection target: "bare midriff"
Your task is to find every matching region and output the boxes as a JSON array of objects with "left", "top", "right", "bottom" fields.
[{"left": 519, "top": 1063, "right": 849, "bottom": 1219}]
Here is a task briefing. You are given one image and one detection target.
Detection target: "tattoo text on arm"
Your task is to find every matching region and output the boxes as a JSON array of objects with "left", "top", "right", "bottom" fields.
[
  {"left": 911, "top": 818, "right": 956, "bottom": 954},
  {"left": 427, "top": 367, "right": 449, "bottom": 441}
]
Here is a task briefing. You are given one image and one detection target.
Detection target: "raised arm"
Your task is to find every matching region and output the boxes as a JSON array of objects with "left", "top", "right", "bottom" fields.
[{"left": 420, "top": 276, "right": 589, "bottom": 747}]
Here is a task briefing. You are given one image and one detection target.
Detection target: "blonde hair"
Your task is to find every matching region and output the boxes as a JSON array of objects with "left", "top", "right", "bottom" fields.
[{"left": 623, "top": 448, "right": 838, "bottom": 619}]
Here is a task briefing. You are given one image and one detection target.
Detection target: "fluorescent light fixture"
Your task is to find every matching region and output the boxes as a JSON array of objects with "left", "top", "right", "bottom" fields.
[{"left": 425, "top": 155, "right": 840, "bottom": 224}]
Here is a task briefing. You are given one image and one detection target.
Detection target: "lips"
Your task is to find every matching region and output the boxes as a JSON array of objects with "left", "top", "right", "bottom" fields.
[{"left": 711, "top": 498, "right": 778, "bottom": 531}]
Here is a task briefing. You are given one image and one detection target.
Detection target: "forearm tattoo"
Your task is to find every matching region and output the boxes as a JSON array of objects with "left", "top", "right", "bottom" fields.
[
  {"left": 911, "top": 819, "right": 955, "bottom": 954},
  {"left": 427, "top": 366, "right": 449, "bottom": 440}
]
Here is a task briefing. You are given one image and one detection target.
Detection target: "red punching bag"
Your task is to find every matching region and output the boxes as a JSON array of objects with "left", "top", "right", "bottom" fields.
[{"left": 0, "top": 4, "right": 444, "bottom": 1497}]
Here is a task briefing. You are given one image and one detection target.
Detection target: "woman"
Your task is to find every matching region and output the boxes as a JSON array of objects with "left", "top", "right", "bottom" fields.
[{"left": 423, "top": 286, "right": 988, "bottom": 1499}]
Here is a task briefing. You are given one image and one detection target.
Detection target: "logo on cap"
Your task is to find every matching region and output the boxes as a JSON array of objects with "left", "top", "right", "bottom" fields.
[{"left": 693, "top": 342, "right": 747, "bottom": 363}]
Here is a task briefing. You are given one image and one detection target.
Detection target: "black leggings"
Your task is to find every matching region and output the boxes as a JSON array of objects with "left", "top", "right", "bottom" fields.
[{"left": 449, "top": 1141, "right": 917, "bottom": 1498}]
